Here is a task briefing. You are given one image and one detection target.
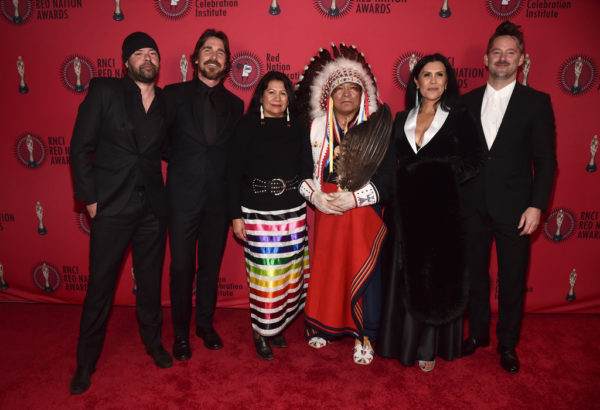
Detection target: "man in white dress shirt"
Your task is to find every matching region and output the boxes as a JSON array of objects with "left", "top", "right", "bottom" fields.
[{"left": 460, "top": 21, "right": 557, "bottom": 374}]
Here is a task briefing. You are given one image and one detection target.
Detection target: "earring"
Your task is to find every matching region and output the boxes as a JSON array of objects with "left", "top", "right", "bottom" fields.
[
  {"left": 415, "top": 89, "right": 419, "bottom": 107},
  {"left": 260, "top": 104, "right": 265, "bottom": 125},
  {"left": 286, "top": 107, "right": 290, "bottom": 127}
]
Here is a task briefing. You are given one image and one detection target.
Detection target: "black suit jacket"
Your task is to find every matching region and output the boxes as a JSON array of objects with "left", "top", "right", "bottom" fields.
[
  {"left": 164, "top": 78, "right": 244, "bottom": 212},
  {"left": 70, "top": 77, "right": 168, "bottom": 217},
  {"left": 461, "top": 83, "right": 557, "bottom": 224}
]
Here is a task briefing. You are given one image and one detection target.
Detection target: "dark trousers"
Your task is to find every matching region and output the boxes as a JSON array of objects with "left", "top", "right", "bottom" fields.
[
  {"left": 76, "top": 190, "right": 167, "bottom": 368},
  {"left": 464, "top": 210, "right": 530, "bottom": 348},
  {"left": 168, "top": 207, "right": 229, "bottom": 340}
]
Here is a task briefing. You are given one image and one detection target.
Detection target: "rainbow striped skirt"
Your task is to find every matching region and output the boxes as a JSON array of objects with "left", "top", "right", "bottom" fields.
[{"left": 242, "top": 203, "right": 310, "bottom": 336}]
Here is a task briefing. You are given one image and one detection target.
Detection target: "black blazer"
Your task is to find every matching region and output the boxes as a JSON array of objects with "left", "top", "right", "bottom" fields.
[
  {"left": 70, "top": 77, "right": 168, "bottom": 217},
  {"left": 164, "top": 78, "right": 244, "bottom": 212},
  {"left": 460, "top": 83, "right": 557, "bottom": 224}
]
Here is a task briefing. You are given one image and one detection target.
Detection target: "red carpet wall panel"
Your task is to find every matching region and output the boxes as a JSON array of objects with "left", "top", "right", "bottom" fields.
[{"left": 0, "top": 0, "right": 598, "bottom": 313}]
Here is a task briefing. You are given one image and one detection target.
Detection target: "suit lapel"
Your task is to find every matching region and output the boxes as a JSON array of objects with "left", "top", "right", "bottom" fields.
[
  {"left": 470, "top": 86, "right": 488, "bottom": 153},
  {"left": 490, "top": 83, "right": 523, "bottom": 153}
]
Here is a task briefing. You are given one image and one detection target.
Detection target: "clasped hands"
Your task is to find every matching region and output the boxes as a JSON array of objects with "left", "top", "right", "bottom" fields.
[{"left": 313, "top": 190, "right": 356, "bottom": 215}]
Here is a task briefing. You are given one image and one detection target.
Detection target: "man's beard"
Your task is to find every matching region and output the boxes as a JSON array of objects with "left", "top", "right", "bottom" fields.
[
  {"left": 199, "top": 60, "right": 224, "bottom": 80},
  {"left": 129, "top": 62, "right": 159, "bottom": 83}
]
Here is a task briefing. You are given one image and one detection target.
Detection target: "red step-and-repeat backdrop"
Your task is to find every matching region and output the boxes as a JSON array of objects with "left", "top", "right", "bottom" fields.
[{"left": 0, "top": 0, "right": 598, "bottom": 313}]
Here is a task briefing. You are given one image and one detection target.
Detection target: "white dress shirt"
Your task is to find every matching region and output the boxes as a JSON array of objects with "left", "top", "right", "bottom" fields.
[
  {"left": 481, "top": 80, "right": 516, "bottom": 149},
  {"left": 404, "top": 105, "right": 450, "bottom": 154}
]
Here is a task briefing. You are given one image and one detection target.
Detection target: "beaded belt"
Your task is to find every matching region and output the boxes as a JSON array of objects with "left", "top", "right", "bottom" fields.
[{"left": 250, "top": 176, "right": 300, "bottom": 196}]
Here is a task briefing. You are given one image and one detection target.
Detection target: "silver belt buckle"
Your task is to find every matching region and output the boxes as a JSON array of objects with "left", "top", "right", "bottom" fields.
[{"left": 272, "top": 178, "right": 286, "bottom": 196}]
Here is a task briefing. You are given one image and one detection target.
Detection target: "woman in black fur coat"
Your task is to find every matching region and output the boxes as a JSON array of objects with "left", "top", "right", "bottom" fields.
[{"left": 376, "top": 54, "right": 484, "bottom": 371}]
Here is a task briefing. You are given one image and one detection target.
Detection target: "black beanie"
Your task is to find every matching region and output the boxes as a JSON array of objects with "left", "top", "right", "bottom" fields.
[{"left": 122, "top": 32, "right": 160, "bottom": 63}]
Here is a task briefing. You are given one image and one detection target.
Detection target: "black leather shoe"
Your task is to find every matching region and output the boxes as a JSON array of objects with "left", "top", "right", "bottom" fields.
[
  {"left": 462, "top": 336, "right": 490, "bottom": 356},
  {"left": 498, "top": 345, "right": 520, "bottom": 374},
  {"left": 196, "top": 327, "right": 223, "bottom": 350},
  {"left": 270, "top": 333, "right": 287, "bottom": 348},
  {"left": 254, "top": 334, "right": 274, "bottom": 360},
  {"left": 146, "top": 345, "right": 174, "bottom": 368},
  {"left": 70, "top": 365, "right": 95, "bottom": 395},
  {"left": 172, "top": 337, "right": 191, "bottom": 361}
]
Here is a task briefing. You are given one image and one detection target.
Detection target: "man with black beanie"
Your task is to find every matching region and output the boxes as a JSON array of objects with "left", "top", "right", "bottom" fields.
[{"left": 69, "top": 31, "right": 172, "bottom": 395}]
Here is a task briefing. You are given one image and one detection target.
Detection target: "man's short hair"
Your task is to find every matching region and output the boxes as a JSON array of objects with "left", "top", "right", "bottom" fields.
[
  {"left": 191, "top": 29, "right": 231, "bottom": 78},
  {"left": 486, "top": 21, "right": 524, "bottom": 54}
]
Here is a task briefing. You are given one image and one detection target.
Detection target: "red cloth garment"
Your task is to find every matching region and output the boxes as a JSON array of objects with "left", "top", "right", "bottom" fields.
[{"left": 305, "top": 182, "right": 387, "bottom": 339}]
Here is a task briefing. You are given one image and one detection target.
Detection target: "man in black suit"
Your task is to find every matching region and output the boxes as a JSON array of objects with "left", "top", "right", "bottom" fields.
[
  {"left": 461, "top": 21, "right": 557, "bottom": 373},
  {"left": 69, "top": 32, "right": 172, "bottom": 395},
  {"left": 164, "top": 29, "right": 243, "bottom": 361}
]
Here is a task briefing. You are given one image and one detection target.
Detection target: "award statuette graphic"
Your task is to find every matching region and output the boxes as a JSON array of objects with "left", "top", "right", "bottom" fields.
[
  {"left": 392, "top": 51, "right": 424, "bottom": 90},
  {"left": 42, "top": 263, "right": 52, "bottom": 292},
  {"left": 328, "top": 0, "right": 339, "bottom": 16},
  {"left": 314, "top": 0, "right": 352, "bottom": 19},
  {"left": 36, "top": 201, "right": 47, "bottom": 235},
  {"left": 557, "top": 55, "right": 598, "bottom": 97},
  {"left": 61, "top": 55, "right": 95, "bottom": 93},
  {"left": 1, "top": 0, "right": 31, "bottom": 24},
  {"left": 586, "top": 135, "right": 598, "bottom": 173},
  {"left": 17, "top": 56, "right": 28, "bottom": 94},
  {"left": 26, "top": 134, "right": 37, "bottom": 168},
  {"left": 0, "top": 263, "right": 8, "bottom": 290},
  {"left": 15, "top": 133, "right": 46, "bottom": 169},
  {"left": 552, "top": 209, "right": 564, "bottom": 241},
  {"left": 439, "top": 0, "right": 451, "bottom": 18},
  {"left": 113, "top": 0, "right": 124, "bottom": 21},
  {"left": 522, "top": 54, "right": 530, "bottom": 86},
  {"left": 269, "top": 0, "right": 281, "bottom": 15},
  {"left": 73, "top": 57, "right": 85, "bottom": 93},
  {"left": 409, "top": 54, "right": 418, "bottom": 73},
  {"left": 543, "top": 208, "right": 576, "bottom": 243},
  {"left": 179, "top": 54, "right": 188, "bottom": 82},
  {"left": 570, "top": 57, "right": 583, "bottom": 94},
  {"left": 566, "top": 269, "right": 577, "bottom": 301},
  {"left": 12, "top": 0, "right": 21, "bottom": 23},
  {"left": 131, "top": 267, "right": 137, "bottom": 295},
  {"left": 33, "top": 262, "right": 60, "bottom": 292}
]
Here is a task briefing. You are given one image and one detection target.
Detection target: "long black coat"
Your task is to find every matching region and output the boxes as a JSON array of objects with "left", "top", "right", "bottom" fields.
[{"left": 380, "top": 106, "right": 484, "bottom": 328}]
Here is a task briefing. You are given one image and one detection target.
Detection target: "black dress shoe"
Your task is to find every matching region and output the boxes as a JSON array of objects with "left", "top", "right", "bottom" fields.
[
  {"left": 254, "top": 334, "right": 274, "bottom": 360},
  {"left": 462, "top": 336, "right": 490, "bottom": 356},
  {"left": 70, "top": 365, "right": 95, "bottom": 395},
  {"left": 196, "top": 327, "right": 223, "bottom": 350},
  {"left": 146, "top": 345, "right": 174, "bottom": 368},
  {"left": 270, "top": 333, "right": 287, "bottom": 348},
  {"left": 172, "top": 337, "right": 192, "bottom": 361},
  {"left": 497, "top": 345, "right": 520, "bottom": 374}
]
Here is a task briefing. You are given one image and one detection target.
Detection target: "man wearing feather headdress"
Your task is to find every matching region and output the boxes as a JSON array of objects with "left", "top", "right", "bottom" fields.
[{"left": 295, "top": 43, "right": 395, "bottom": 365}]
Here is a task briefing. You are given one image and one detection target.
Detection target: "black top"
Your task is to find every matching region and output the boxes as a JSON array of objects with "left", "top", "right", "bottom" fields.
[
  {"left": 128, "top": 77, "right": 163, "bottom": 188},
  {"left": 227, "top": 115, "right": 313, "bottom": 219}
]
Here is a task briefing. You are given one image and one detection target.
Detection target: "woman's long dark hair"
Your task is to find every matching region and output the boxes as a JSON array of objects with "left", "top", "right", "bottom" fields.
[
  {"left": 405, "top": 53, "right": 459, "bottom": 112},
  {"left": 247, "top": 70, "right": 297, "bottom": 119}
]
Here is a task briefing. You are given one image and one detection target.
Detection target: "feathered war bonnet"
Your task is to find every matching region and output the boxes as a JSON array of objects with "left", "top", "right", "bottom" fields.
[
  {"left": 295, "top": 43, "right": 379, "bottom": 124},
  {"left": 295, "top": 43, "right": 392, "bottom": 191},
  {"left": 295, "top": 43, "right": 380, "bottom": 175}
]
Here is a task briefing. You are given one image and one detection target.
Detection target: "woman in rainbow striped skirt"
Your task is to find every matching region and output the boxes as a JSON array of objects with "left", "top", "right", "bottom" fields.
[{"left": 227, "top": 71, "right": 312, "bottom": 360}]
